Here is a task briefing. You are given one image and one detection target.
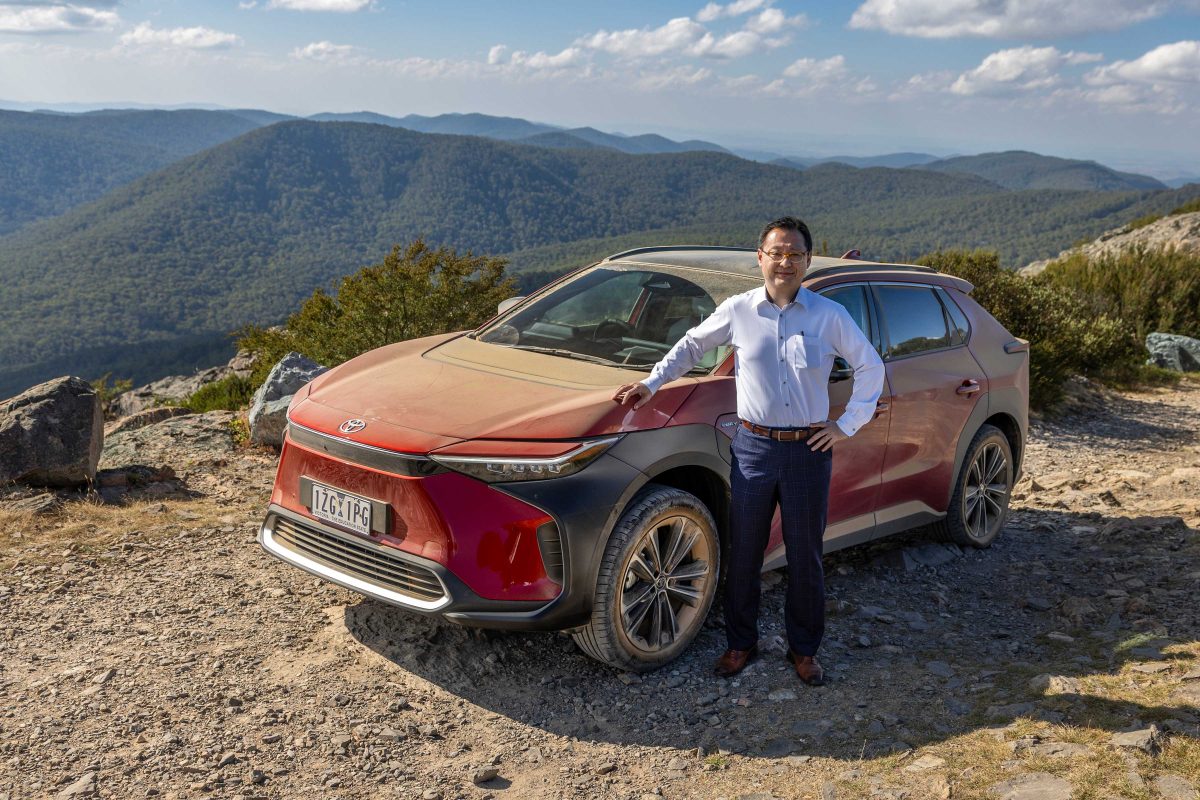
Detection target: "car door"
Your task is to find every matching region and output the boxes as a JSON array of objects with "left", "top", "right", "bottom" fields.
[
  {"left": 871, "top": 282, "right": 987, "bottom": 521},
  {"left": 818, "top": 283, "right": 891, "bottom": 541}
]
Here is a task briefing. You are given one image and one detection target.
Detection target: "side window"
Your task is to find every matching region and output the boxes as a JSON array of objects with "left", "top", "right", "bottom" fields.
[
  {"left": 874, "top": 285, "right": 951, "bottom": 359},
  {"left": 936, "top": 287, "right": 971, "bottom": 346},
  {"left": 821, "top": 285, "right": 871, "bottom": 339}
]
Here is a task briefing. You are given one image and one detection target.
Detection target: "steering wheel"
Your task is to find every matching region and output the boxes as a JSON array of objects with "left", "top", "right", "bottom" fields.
[{"left": 593, "top": 319, "right": 633, "bottom": 340}]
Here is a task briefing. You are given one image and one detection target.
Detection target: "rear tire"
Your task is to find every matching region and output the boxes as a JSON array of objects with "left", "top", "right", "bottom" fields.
[
  {"left": 937, "top": 423, "right": 1013, "bottom": 548},
  {"left": 573, "top": 485, "right": 719, "bottom": 672}
]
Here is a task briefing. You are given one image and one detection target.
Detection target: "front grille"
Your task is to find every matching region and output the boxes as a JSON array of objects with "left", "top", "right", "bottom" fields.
[{"left": 272, "top": 517, "right": 445, "bottom": 602}]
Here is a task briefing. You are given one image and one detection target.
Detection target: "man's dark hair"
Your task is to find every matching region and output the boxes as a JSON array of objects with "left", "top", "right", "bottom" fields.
[{"left": 759, "top": 216, "right": 812, "bottom": 253}]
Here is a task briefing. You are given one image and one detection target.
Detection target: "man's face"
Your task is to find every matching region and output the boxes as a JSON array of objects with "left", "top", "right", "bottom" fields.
[{"left": 757, "top": 227, "right": 811, "bottom": 300}]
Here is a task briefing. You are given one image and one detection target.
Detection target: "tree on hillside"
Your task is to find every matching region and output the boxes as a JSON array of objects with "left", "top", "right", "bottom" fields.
[{"left": 239, "top": 239, "right": 515, "bottom": 380}]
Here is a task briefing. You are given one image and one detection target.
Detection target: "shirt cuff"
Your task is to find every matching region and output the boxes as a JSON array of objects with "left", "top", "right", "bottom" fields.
[
  {"left": 834, "top": 418, "right": 856, "bottom": 437},
  {"left": 640, "top": 376, "right": 663, "bottom": 395}
]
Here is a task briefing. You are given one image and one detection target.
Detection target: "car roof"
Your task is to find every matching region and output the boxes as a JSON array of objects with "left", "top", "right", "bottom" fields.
[{"left": 602, "top": 246, "right": 974, "bottom": 293}]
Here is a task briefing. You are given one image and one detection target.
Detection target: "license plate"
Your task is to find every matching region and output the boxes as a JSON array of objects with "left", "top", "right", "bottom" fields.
[{"left": 309, "top": 482, "right": 372, "bottom": 536}]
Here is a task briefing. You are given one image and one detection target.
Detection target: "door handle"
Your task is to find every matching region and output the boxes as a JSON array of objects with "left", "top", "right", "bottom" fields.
[
  {"left": 956, "top": 379, "right": 981, "bottom": 395},
  {"left": 874, "top": 401, "right": 890, "bottom": 415}
]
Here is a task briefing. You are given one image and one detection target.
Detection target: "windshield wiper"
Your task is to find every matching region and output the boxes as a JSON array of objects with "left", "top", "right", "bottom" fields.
[{"left": 507, "top": 344, "right": 652, "bottom": 370}]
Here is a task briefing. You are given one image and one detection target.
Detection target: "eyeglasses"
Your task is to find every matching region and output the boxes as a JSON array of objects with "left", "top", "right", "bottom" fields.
[{"left": 758, "top": 248, "right": 809, "bottom": 263}]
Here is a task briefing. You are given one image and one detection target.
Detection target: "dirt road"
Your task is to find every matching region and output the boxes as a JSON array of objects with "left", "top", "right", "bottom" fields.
[{"left": 3, "top": 378, "right": 1198, "bottom": 800}]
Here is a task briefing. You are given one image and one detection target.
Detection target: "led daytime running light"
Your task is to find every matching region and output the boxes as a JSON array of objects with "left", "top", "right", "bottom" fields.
[{"left": 430, "top": 437, "right": 620, "bottom": 482}]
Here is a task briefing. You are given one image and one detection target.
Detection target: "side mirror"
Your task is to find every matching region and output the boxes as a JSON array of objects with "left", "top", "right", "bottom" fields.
[
  {"left": 497, "top": 296, "right": 525, "bottom": 315},
  {"left": 829, "top": 356, "right": 853, "bottom": 383}
]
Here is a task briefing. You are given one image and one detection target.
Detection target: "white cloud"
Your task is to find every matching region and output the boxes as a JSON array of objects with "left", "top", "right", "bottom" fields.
[
  {"left": 696, "top": 0, "right": 767, "bottom": 23},
  {"left": 487, "top": 44, "right": 507, "bottom": 65},
  {"left": 238, "top": 1, "right": 257, "bottom": 8},
  {"left": 849, "top": 0, "right": 1190, "bottom": 38},
  {"left": 1088, "top": 40, "right": 1200, "bottom": 85},
  {"left": 0, "top": 3, "right": 117, "bottom": 34},
  {"left": 782, "top": 54, "right": 848, "bottom": 81},
  {"left": 632, "top": 64, "right": 714, "bottom": 91},
  {"left": 509, "top": 47, "right": 584, "bottom": 70},
  {"left": 290, "top": 40, "right": 357, "bottom": 61},
  {"left": 267, "top": 0, "right": 371, "bottom": 11},
  {"left": 576, "top": 17, "right": 707, "bottom": 59},
  {"left": 576, "top": 13, "right": 794, "bottom": 61},
  {"left": 120, "top": 22, "right": 242, "bottom": 50},
  {"left": 744, "top": 7, "right": 809, "bottom": 34},
  {"left": 950, "top": 46, "right": 1100, "bottom": 96}
]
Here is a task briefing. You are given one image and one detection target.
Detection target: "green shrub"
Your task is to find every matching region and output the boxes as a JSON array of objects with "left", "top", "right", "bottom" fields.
[
  {"left": 89, "top": 372, "right": 133, "bottom": 420},
  {"left": 1038, "top": 245, "right": 1200, "bottom": 342},
  {"left": 183, "top": 374, "right": 255, "bottom": 413},
  {"left": 239, "top": 239, "right": 515, "bottom": 384},
  {"left": 916, "top": 250, "right": 1141, "bottom": 409},
  {"left": 1123, "top": 196, "right": 1200, "bottom": 232}
]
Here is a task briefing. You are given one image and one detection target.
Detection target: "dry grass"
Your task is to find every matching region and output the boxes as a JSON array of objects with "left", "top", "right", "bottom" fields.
[{"left": 0, "top": 495, "right": 259, "bottom": 568}]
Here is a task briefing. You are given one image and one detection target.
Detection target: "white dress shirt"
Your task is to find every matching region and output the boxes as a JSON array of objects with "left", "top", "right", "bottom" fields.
[{"left": 641, "top": 286, "right": 885, "bottom": 436}]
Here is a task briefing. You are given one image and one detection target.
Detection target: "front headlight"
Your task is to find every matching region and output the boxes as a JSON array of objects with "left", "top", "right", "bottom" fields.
[{"left": 429, "top": 436, "right": 621, "bottom": 482}]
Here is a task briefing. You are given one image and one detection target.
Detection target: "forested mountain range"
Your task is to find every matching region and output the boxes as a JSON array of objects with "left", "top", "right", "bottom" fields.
[
  {"left": 771, "top": 152, "right": 939, "bottom": 170},
  {"left": 0, "top": 108, "right": 264, "bottom": 234},
  {"left": 2, "top": 119, "right": 1199, "bottom": 396},
  {"left": 916, "top": 150, "right": 1166, "bottom": 191}
]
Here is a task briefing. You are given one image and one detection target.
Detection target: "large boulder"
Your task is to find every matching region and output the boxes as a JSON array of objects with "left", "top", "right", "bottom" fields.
[
  {"left": 1146, "top": 333, "right": 1200, "bottom": 372},
  {"left": 0, "top": 376, "right": 103, "bottom": 487},
  {"left": 248, "top": 353, "right": 327, "bottom": 447}
]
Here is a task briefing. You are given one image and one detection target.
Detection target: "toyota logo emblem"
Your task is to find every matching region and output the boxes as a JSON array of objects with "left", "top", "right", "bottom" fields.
[{"left": 338, "top": 419, "right": 367, "bottom": 434}]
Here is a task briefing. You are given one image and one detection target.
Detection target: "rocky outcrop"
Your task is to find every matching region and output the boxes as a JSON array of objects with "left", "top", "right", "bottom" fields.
[
  {"left": 0, "top": 376, "right": 103, "bottom": 487},
  {"left": 110, "top": 350, "right": 257, "bottom": 418},
  {"left": 104, "top": 406, "right": 193, "bottom": 437},
  {"left": 248, "top": 352, "right": 327, "bottom": 447},
  {"left": 1021, "top": 210, "right": 1200, "bottom": 276},
  {"left": 1147, "top": 333, "right": 1200, "bottom": 372}
]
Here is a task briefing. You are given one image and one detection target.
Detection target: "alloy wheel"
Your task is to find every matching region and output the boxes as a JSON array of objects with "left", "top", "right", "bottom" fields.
[
  {"left": 963, "top": 441, "right": 1009, "bottom": 542},
  {"left": 618, "top": 515, "right": 715, "bottom": 653}
]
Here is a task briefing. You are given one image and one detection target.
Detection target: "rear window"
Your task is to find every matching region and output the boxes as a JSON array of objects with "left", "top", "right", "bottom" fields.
[{"left": 875, "top": 285, "right": 951, "bottom": 359}]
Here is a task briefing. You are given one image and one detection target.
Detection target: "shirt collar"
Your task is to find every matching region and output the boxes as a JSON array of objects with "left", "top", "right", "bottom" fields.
[{"left": 755, "top": 285, "right": 809, "bottom": 310}]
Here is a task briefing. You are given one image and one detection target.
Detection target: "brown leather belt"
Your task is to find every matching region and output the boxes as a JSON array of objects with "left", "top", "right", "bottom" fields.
[{"left": 741, "top": 420, "right": 817, "bottom": 442}]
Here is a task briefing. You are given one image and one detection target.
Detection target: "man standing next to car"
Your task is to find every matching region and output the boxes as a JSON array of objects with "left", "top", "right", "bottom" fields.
[{"left": 613, "top": 216, "right": 884, "bottom": 685}]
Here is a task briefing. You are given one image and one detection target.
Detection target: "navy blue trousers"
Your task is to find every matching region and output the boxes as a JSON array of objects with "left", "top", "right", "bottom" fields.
[{"left": 725, "top": 425, "right": 833, "bottom": 657}]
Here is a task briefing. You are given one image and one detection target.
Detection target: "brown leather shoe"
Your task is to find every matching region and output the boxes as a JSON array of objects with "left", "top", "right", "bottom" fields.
[
  {"left": 713, "top": 645, "right": 758, "bottom": 677},
  {"left": 787, "top": 651, "right": 825, "bottom": 686}
]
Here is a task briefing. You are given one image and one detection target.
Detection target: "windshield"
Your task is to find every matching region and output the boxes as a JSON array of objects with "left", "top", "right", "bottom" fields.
[{"left": 477, "top": 264, "right": 757, "bottom": 371}]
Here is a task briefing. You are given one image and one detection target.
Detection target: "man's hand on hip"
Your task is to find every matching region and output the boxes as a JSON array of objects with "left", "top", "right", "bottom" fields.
[
  {"left": 613, "top": 382, "right": 651, "bottom": 408},
  {"left": 808, "top": 420, "right": 846, "bottom": 452}
]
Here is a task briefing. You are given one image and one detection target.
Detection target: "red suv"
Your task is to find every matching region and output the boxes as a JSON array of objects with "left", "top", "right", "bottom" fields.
[{"left": 259, "top": 247, "right": 1028, "bottom": 671}]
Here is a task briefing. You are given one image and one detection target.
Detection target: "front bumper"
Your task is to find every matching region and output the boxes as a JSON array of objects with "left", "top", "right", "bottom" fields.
[{"left": 259, "top": 504, "right": 575, "bottom": 629}]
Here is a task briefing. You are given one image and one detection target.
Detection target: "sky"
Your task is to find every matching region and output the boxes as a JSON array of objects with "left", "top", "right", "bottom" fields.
[{"left": 2, "top": 0, "right": 1199, "bottom": 179}]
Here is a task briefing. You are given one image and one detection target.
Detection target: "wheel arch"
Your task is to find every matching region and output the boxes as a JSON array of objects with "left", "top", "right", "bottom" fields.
[{"left": 982, "top": 411, "right": 1023, "bottom": 478}]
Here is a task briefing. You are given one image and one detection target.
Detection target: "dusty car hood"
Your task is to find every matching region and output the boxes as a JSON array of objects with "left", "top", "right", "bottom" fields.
[{"left": 291, "top": 333, "right": 697, "bottom": 451}]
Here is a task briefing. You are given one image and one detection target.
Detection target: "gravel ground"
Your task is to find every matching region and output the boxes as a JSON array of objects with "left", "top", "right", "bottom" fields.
[{"left": 2, "top": 378, "right": 1199, "bottom": 800}]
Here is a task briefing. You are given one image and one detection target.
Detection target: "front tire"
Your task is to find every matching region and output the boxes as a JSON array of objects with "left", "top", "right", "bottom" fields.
[
  {"left": 940, "top": 423, "right": 1013, "bottom": 548},
  {"left": 573, "top": 485, "right": 719, "bottom": 672}
]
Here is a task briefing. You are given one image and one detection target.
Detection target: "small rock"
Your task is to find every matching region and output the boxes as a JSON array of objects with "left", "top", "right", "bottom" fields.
[
  {"left": 1046, "top": 632, "right": 1075, "bottom": 643},
  {"left": 1154, "top": 775, "right": 1198, "bottom": 800},
  {"left": 904, "top": 754, "right": 946, "bottom": 772},
  {"left": 989, "top": 772, "right": 1073, "bottom": 800},
  {"left": 1025, "top": 597, "right": 1054, "bottom": 612},
  {"left": 92, "top": 669, "right": 115, "bottom": 685},
  {"left": 1183, "top": 668, "right": 1200, "bottom": 681},
  {"left": 667, "top": 756, "right": 689, "bottom": 771},
  {"left": 618, "top": 672, "right": 642, "bottom": 686},
  {"left": 926, "top": 661, "right": 954, "bottom": 678},
  {"left": 1028, "top": 674, "right": 1080, "bottom": 694},
  {"left": 56, "top": 772, "right": 97, "bottom": 799},
  {"left": 1111, "top": 726, "right": 1161, "bottom": 754},
  {"left": 768, "top": 688, "right": 798, "bottom": 701},
  {"left": 1131, "top": 661, "right": 1171, "bottom": 674},
  {"left": 472, "top": 767, "right": 499, "bottom": 784},
  {"left": 595, "top": 762, "right": 616, "bottom": 775},
  {"left": 664, "top": 674, "right": 686, "bottom": 689}
]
